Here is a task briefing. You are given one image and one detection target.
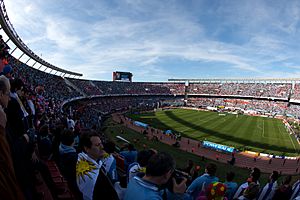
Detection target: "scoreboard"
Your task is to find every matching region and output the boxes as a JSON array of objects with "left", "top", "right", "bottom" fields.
[{"left": 113, "top": 71, "right": 133, "bottom": 82}]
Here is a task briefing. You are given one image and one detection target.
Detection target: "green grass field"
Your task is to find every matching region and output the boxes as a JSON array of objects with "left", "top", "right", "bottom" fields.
[
  {"left": 127, "top": 109, "right": 300, "bottom": 156},
  {"left": 102, "top": 117, "right": 300, "bottom": 184}
]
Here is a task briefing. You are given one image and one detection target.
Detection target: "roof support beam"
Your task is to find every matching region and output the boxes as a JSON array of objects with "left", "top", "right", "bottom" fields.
[
  {"left": 10, "top": 46, "right": 17, "bottom": 54},
  {"left": 31, "top": 61, "right": 37, "bottom": 67},
  {"left": 25, "top": 57, "right": 31, "bottom": 64},
  {"left": 37, "top": 64, "right": 43, "bottom": 70},
  {"left": 18, "top": 52, "right": 24, "bottom": 60}
]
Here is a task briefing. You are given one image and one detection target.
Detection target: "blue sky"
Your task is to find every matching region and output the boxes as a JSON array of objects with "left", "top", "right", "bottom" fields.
[{"left": 4, "top": 0, "right": 300, "bottom": 81}]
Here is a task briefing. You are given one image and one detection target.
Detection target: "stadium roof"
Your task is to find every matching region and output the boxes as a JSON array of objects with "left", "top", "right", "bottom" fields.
[{"left": 0, "top": 0, "right": 82, "bottom": 77}]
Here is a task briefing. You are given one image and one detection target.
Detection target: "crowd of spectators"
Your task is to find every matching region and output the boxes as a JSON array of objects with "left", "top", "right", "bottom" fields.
[
  {"left": 8, "top": 56, "right": 82, "bottom": 102},
  {"left": 188, "top": 82, "right": 292, "bottom": 99},
  {"left": 67, "top": 79, "right": 102, "bottom": 96},
  {"left": 292, "top": 84, "right": 300, "bottom": 100},
  {"left": 187, "top": 98, "right": 292, "bottom": 116},
  {"left": 66, "top": 96, "right": 180, "bottom": 130},
  {"left": 67, "top": 78, "right": 186, "bottom": 96}
]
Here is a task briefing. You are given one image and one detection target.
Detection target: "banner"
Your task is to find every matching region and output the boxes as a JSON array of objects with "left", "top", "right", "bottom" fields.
[
  {"left": 134, "top": 121, "right": 148, "bottom": 128},
  {"left": 203, "top": 141, "right": 235, "bottom": 153}
]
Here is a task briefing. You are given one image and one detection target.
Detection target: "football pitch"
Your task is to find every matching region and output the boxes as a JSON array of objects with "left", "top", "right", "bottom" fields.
[{"left": 127, "top": 109, "right": 300, "bottom": 156}]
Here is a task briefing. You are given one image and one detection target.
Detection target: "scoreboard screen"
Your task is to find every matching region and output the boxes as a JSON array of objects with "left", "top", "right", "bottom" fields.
[{"left": 113, "top": 71, "right": 133, "bottom": 82}]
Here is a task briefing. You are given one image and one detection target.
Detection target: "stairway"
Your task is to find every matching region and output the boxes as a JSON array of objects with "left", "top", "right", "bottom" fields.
[{"left": 63, "top": 78, "right": 87, "bottom": 97}]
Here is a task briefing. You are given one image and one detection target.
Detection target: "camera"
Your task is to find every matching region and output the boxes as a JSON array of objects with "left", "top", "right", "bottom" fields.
[{"left": 166, "top": 169, "right": 192, "bottom": 192}]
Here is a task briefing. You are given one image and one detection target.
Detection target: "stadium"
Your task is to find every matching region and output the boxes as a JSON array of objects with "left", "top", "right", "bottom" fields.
[{"left": 0, "top": 1, "right": 300, "bottom": 200}]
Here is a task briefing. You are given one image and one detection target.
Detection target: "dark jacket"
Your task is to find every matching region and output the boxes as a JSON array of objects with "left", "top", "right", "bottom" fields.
[{"left": 93, "top": 168, "right": 119, "bottom": 200}]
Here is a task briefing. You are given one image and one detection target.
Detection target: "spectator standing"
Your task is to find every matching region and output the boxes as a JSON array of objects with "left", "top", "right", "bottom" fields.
[
  {"left": 119, "top": 143, "right": 138, "bottom": 170},
  {"left": 58, "top": 129, "right": 81, "bottom": 199},
  {"left": 224, "top": 172, "right": 238, "bottom": 200},
  {"left": 76, "top": 132, "right": 104, "bottom": 200},
  {"left": 127, "top": 149, "right": 154, "bottom": 183},
  {"left": 6, "top": 78, "right": 34, "bottom": 200},
  {"left": 37, "top": 124, "right": 52, "bottom": 160},
  {"left": 187, "top": 163, "right": 219, "bottom": 199},
  {"left": 124, "top": 152, "right": 191, "bottom": 200},
  {"left": 0, "top": 75, "right": 24, "bottom": 200},
  {"left": 102, "top": 141, "right": 118, "bottom": 183},
  {"left": 76, "top": 132, "right": 118, "bottom": 200}
]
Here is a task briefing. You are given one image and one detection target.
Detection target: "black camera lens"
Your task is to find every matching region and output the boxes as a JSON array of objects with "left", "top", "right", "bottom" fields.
[{"left": 166, "top": 169, "right": 192, "bottom": 192}]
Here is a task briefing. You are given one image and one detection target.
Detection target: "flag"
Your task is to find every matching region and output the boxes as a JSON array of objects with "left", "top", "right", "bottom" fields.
[{"left": 76, "top": 152, "right": 102, "bottom": 200}]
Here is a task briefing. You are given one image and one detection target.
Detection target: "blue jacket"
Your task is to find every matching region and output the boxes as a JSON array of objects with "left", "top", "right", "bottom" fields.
[
  {"left": 187, "top": 173, "right": 219, "bottom": 199},
  {"left": 120, "top": 150, "right": 138, "bottom": 170},
  {"left": 124, "top": 176, "right": 192, "bottom": 200},
  {"left": 224, "top": 181, "right": 238, "bottom": 200}
]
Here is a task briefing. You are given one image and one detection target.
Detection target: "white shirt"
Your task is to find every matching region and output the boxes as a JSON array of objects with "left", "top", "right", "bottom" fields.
[{"left": 257, "top": 181, "right": 277, "bottom": 200}]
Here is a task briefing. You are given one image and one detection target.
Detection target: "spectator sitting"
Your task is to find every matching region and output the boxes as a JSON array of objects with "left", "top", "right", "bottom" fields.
[
  {"left": 238, "top": 182, "right": 260, "bottom": 200},
  {"left": 127, "top": 149, "right": 155, "bottom": 183},
  {"left": 233, "top": 167, "right": 261, "bottom": 199},
  {"left": 257, "top": 171, "right": 279, "bottom": 200},
  {"left": 119, "top": 143, "right": 138, "bottom": 170},
  {"left": 224, "top": 172, "right": 238, "bottom": 200},
  {"left": 187, "top": 163, "right": 219, "bottom": 199},
  {"left": 272, "top": 175, "right": 293, "bottom": 200},
  {"left": 290, "top": 178, "right": 300, "bottom": 200},
  {"left": 124, "top": 152, "right": 191, "bottom": 200}
]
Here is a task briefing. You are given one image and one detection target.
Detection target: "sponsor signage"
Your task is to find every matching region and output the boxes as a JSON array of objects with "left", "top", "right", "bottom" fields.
[
  {"left": 203, "top": 141, "right": 235, "bottom": 153},
  {"left": 134, "top": 121, "right": 148, "bottom": 128}
]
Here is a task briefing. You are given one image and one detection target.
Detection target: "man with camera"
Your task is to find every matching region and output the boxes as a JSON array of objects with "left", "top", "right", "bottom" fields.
[{"left": 124, "top": 152, "right": 192, "bottom": 200}]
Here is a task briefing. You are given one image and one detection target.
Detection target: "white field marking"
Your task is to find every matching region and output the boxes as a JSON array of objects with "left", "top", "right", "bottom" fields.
[
  {"left": 278, "top": 122, "right": 297, "bottom": 152},
  {"left": 256, "top": 119, "right": 266, "bottom": 138},
  {"left": 262, "top": 120, "right": 266, "bottom": 138},
  {"left": 257, "top": 119, "right": 285, "bottom": 140},
  {"left": 287, "top": 132, "right": 298, "bottom": 152}
]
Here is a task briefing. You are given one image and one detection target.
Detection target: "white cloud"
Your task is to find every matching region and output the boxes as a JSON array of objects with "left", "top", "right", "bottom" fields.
[{"left": 3, "top": 0, "right": 300, "bottom": 81}]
